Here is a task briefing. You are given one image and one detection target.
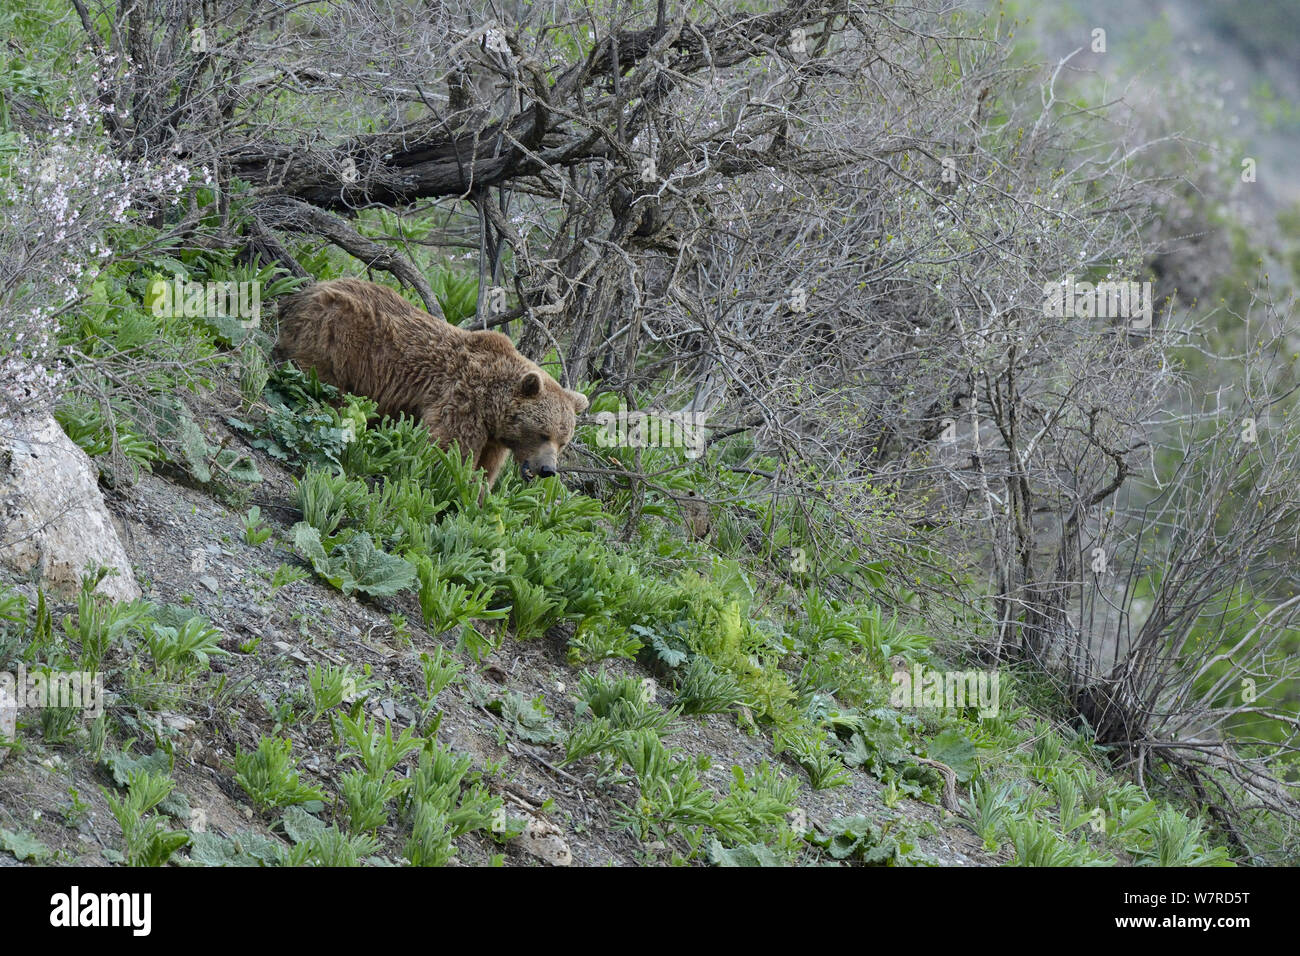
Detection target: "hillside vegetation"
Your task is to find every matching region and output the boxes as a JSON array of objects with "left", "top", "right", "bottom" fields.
[{"left": 1, "top": 0, "right": 1297, "bottom": 866}]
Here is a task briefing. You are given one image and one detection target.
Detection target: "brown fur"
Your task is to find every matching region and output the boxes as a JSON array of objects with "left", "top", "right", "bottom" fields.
[{"left": 275, "top": 278, "right": 588, "bottom": 487}]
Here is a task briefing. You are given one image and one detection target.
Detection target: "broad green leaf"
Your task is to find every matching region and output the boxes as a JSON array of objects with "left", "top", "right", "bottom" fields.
[{"left": 926, "top": 728, "right": 977, "bottom": 783}]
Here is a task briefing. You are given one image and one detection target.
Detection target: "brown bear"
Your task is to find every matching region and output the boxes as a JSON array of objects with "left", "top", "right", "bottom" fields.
[{"left": 275, "top": 278, "right": 588, "bottom": 487}]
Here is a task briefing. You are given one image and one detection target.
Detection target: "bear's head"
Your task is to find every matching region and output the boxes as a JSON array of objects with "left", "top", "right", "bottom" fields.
[{"left": 497, "top": 369, "right": 589, "bottom": 480}]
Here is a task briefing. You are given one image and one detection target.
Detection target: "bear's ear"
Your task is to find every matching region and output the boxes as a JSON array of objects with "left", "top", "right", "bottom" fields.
[
  {"left": 520, "top": 370, "right": 543, "bottom": 398},
  {"left": 567, "top": 389, "right": 589, "bottom": 413}
]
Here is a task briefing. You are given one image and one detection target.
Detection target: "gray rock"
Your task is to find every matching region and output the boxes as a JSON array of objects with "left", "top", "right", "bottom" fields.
[{"left": 0, "top": 414, "right": 140, "bottom": 602}]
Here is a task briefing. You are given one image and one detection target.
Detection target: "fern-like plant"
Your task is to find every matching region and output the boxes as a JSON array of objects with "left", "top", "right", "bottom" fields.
[{"left": 234, "top": 736, "right": 326, "bottom": 813}]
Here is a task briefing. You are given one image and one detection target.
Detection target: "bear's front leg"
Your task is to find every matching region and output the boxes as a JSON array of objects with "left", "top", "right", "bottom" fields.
[
  {"left": 476, "top": 442, "right": 510, "bottom": 489},
  {"left": 420, "top": 409, "right": 488, "bottom": 481}
]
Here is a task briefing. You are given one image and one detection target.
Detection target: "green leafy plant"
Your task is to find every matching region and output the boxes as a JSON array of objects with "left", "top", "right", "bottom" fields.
[
  {"left": 282, "top": 826, "right": 382, "bottom": 867},
  {"left": 1006, "top": 817, "right": 1111, "bottom": 867},
  {"left": 55, "top": 400, "right": 160, "bottom": 475},
  {"left": 567, "top": 614, "right": 643, "bottom": 665},
  {"left": 563, "top": 716, "right": 623, "bottom": 765},
  {"left": 429, "top": 264, "right": 479, "bottom": 323},
  {"left": 1050, "top": 769, "right": 1098, "bottom": 835},
  {"left": 418, "top": 648, "right": 463, "bottom": 725},
  {"left": 62, "top": 787, "right": 91, "bottom": 829},
  {"left": 344, "top": 416, "right": 482, "bottom": 511},
  {"left": 674, "top": 656, "right": 748, "bottom": 715},
  {"left": 615, "top": 731, "right": 717, "bottom": 841},
  {"left": 713, "top": 763, "right": 799, "bottom": 844},
  {"left": 504, "top": 574, "right": 561, "bottom": 641},
  {"left": 187, "top": 829, "right": 283, "bottom": 867},
  {"left": 706, "top": 840, "right": 784, "bottom": 867},
  {"left": 415, "top": 560, "right": 505, "bottom": 635},
  {"left": 62, "top": 580, "right": 152, "bottom": 672},
  {"left": 836, "top": 709, "right": 917, "bottom": 780},
  {"left": 489, "top": 691, "right": 557, "bottom": 744},
  {"left": 1026, "top": 721, "right": 1081, "bottom": 782},
  {"left": 230, "top": 365, "right": 370, "bottom": 470},
  {"left": 239, "top": 342, "right": 270, "bottom": 410},
  {"left": 40, "top": 699, "right": 80, "bottom": 745},
  {"left": 577, "top": 669, "right": 676, "bottom": 734},
  {"left": 234, "top": 736, "right": 326, "bottom": 813},
  {"left": 779, "top": 731, "right": 851, "bottom": 790},
  {"left": 163, "top": 398, "right": 262, "bottom": 484},
  {"left": 401, "top": 740, "right": 503, "bottom": 866},
  {"left": 144, "top": 615, "right": 227, "bottom": 681},
  {"left": 340, "top": 769, "right": 408, "bottom": 833},
  {"left": 1133, "top": 809, "right": 1234, "bottom": 867},
  {"left": 0, "top": 828, "right": 52, "bottom": 863},
  {"left": 294, "top": 467, "right": 368, "bottom": 537},
  {"left": 242, "top": 505, "right": 273, "bottom": 545},
  {"left": 292, "top": 524, "right": 416, "bottom": 598},
  {"left": 335, "top": 712, "right": 422, "bottom": 778},
  {"left": 958, "top": 780, "right": 1020, "bottom": 852},
  {"left": 307, "top": 662, "right": 358, "bottom": 721},
  {"left": 270, "top": 563, "right": 310, "bottom": 593},
  {"left": 102, "top": 769, "right": 192, "bottom": 867},
  {"left": 0, "top": 586, "right": 27, "bottom": 671},
  {"left": 807, "top": 815, "right": 924, "bottom": 866}
]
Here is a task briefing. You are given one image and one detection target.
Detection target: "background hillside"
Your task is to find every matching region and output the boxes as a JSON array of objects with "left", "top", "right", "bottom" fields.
[{"left": 1, "top": 0, "right": 1297, "bottom": 867}]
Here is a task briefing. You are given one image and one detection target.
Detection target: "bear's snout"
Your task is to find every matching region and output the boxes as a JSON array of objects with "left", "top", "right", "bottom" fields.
[{"left": 519, "top": 461, "right": 558, "bottom": 481}]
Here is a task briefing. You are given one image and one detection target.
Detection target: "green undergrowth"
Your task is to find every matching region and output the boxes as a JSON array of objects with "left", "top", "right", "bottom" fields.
[
  {"left": 1, "top": 359, "right": 1236, "bottom": 865},
  {"left": 3, "top": 238, "right": 1237, "bottom": 866}
]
